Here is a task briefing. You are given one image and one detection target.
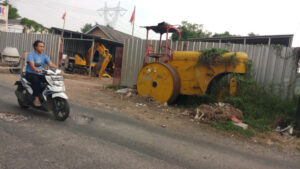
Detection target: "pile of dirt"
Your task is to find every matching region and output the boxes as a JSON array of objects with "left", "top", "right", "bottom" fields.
[{"left": 194, "top": 103, "right": 243, "bottom": 123}]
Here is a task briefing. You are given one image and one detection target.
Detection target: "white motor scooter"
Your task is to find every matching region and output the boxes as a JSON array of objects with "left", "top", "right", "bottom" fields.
[{"left": 15, "top": 69, "right": 70, "bottom": 121}]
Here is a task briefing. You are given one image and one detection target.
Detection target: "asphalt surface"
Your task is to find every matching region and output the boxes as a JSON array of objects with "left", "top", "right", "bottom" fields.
[{"left": 0, "top": 82, "right": 299, "bottom": 169}]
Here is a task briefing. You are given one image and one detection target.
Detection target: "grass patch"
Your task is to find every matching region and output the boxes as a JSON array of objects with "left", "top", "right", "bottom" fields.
[
  {"left": 106, "top": 84, "right": 125, "bottom": 89},
  {"left": 211, "top": 121, "right": 255, "bottom": 137}
]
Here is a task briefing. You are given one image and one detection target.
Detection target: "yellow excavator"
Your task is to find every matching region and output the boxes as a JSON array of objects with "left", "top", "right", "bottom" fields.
[{"left": 69, "top": 42, "right": 113, "bottom": 78}]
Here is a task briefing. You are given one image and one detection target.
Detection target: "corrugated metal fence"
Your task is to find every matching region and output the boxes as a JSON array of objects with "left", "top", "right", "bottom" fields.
[
  {"left": 0, "top": 32, "right": 61, "bottom": 65},
  {"left": 121, "top": 39, "right": 299, "bottom": 98}
]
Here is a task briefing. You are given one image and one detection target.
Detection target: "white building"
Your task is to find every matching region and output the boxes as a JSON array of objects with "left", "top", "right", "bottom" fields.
[{"left": 0, "top": 19, "right": 24, "bottom": 33}]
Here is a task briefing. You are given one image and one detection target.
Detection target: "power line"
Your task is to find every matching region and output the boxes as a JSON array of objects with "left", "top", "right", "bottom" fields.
[{"left": 97, "top": 1, "right": 127, "bottom": 27}]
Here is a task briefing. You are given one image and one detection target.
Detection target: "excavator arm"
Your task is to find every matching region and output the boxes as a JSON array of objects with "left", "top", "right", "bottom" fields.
[
  {"left": 80, "top": 42, "right": 113, "bottom": 77},
  {"left": 95, "top": 44, "right": 112, "bottom": 77}
]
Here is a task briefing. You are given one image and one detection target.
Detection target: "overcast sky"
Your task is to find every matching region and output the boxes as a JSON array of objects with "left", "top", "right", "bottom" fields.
[{"left": 7, "top": 0, "right": 300, "bottom": 47}]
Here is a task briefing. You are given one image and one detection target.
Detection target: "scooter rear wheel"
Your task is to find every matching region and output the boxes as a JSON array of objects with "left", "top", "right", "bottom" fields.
[
  {"left": 16, "top": 86, "right": 29, "bottom": 109},
  {"left": 17, "top": 98, "right": 29, "bottom": 109},
  {"left": 53, "top": 98, "right": 70, "bottom": 121}
]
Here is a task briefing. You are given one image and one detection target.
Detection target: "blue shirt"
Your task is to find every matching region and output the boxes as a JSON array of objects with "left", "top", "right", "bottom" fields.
[{"left": 26, "top": 51, "right": 51, "bottom": 74}]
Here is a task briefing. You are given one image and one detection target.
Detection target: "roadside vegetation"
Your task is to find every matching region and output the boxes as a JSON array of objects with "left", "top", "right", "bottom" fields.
[
  {"left": 221, "top": 69, "right": 298, "bottom": 134},
  {"left": 176, "top": 49, "right": 298, "bottom": 137},
  {"left": 106, "top": 84, "right": 125, "bottom": 89}
]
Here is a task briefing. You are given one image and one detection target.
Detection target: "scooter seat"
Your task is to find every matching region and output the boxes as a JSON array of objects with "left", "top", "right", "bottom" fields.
[{"left": 21, "top": 77, "right": 31, "bottom": 86}]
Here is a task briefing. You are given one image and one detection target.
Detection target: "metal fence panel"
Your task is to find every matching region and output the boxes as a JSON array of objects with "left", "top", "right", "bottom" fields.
[
  {"left": 121, "top": 39, "right": 298, "bottom": 98},
  {"left": 0, "top": 32, "right": 61, "bottom": 65}
]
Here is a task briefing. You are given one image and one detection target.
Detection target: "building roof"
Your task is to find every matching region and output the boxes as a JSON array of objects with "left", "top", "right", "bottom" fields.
[
  {"left": 189, "top": 34, "right": 294, "bottom": 47},
  {"left": 50, "top": 27, "right": 123, "bottom": 47},
  {"left": 86, "top": 24, "right": 140, "bottom": 43}
]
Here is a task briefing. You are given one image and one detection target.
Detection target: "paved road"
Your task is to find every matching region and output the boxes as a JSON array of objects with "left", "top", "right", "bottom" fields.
[{"left": 0, "top": 83, "right": 299, "bottom": 169}]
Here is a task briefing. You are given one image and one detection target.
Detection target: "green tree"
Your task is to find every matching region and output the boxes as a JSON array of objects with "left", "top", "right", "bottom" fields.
[
  {"left": 106, "top": 24, "right": 114, "bottom": 29},
  {"left": 81, "top": 23, "right": 93, "bottom": 33},
  {"left": 171, "top": 21, "right": 211, "bottom": 41},
  {"left": 248, "top": 32, "right": 259, "bottom": 37},
  {"left": 2, "top": 1, "right": 45, "bottom": 33},
  {"left": 212, "top": 31, "right": 235, "bottom": 38},
  {"left": 171, "top": 21, "right": 238, "bottom": 41},
  {"left": 21, "top": 17, "right": 45, "bottom": 33},
  {"left": 3, "top": 0, "right": 20, "bottom": 19}
]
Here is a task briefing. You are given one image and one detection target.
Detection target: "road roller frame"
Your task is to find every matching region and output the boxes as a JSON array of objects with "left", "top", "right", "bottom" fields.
[
  {"left": 142, "top": 22, "right": 182, "bottom": 64},
  {"left": 137, "top": 22, "right": 248, "bottom": 104}
]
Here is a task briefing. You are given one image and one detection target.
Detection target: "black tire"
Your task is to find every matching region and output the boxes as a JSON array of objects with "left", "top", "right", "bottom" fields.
[
  {"left": 207, "top": 74, "right": 234, "bottom": 102},
  {"left": 17, "top": 98, "right": 29, "bottom": 109},
  {"left": 16, "top": 85, "right": 29, "bottom": 109},
  {"left": 53, "top": 98, "right": 70, "bottom": 121}
]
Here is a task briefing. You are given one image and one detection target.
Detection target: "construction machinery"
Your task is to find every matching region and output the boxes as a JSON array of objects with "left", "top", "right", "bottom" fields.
[
  {"left": 137, "top": 22, "right": 249, "bottom": 103},
  {"left": 66, "top": 42, "right": 113, "bottom": 78},
  {"left": 0, "top": 47, "right": 24, "bottom": 74}
]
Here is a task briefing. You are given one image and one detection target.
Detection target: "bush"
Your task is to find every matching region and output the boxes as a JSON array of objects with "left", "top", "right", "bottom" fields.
[{"left": 222, "top": 73, "right": 298, "bottom": 132}]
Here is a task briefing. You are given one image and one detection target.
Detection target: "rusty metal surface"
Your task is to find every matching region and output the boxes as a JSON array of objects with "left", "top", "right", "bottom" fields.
[
  {"left": 160, "top": 62, "right": 180, "bottom": 103},
  {"left": 113, "top": 47, "right": 123, "bottom": 85}
]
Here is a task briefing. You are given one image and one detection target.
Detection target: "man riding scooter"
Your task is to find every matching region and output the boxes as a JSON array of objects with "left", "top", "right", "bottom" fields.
[{"left": 26, "top": 40, "right": 62, "bottom": 107}]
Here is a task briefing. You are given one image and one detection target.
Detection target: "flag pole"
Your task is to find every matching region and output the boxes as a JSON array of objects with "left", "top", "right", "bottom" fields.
[
  {"left": 61, "top": 11, "right": 66, "bottom": 37},
  {"left": 5, "top": 5, "right": 9, "bottom": 32},
  {"left": 131, "top": 6, "right": 135, "bottom": 37},
  {"left": 59, "top": 11, "right": 66, "bottom": 68}
]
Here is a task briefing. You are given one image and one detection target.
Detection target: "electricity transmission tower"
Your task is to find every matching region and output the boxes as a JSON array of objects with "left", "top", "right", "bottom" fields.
[{"left": 97, "top": 1, "right": 127, "bottom": 27}]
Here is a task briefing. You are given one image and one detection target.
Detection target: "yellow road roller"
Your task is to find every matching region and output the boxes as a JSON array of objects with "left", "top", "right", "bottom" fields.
[{"left": 137, "top": 22, "right": 248, "bottom": 103}]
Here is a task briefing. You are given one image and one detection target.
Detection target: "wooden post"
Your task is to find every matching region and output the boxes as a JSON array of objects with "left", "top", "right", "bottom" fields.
[{"left": 88, "top": 39, "right": 95, "bottom": 76}]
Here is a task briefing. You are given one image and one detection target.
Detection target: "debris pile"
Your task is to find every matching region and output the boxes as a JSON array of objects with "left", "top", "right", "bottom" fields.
[
  {"left": 0, "top": 112, "right": 28, "bottom": 122},
  {"left": 194, "top": 103, "right": 243, "bottom": 123},
  {"left": 116, "top": 88, "right": 137, "bottom": 98},
  {"left": 275, "top": 125, "right": 294, "bottom": 136}
]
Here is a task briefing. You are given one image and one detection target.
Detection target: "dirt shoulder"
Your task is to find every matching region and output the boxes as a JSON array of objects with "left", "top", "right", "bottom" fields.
[{"left": 1, "top": 72, "right": 299, "bottom": 156}]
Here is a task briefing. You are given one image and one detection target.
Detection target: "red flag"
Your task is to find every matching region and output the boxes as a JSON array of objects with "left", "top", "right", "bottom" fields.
[
  {"left": 62, "top": 12, "right": 66, "bottom": 20},
  {"left": 129, "top": 7, "right": 135, "bottom": 23}
]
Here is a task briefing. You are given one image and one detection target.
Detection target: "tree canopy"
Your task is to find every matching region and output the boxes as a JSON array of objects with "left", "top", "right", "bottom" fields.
[
  {"left": 3, "top": 0, "right": 20, "bottom": 19},
  {"left": 248, "top": 32, "right": 259, "bottom": 37},
  {"left": 171, "top": 21, "right": 240, "bottom": 41},
  {"left": 3, "top": 1, "right": 46, "bottom": 33},
  {"left": 80, "top": 23, "right": 93, "bottom": 33},
  {"left": 171, "top": 21, "right": 211, "bottom": 41},
  {"left": 212, "top": 31, "right": 236, "bottom": 38},
  {"left": 21, "top": 17, "right": 45, "bottom": 33}
]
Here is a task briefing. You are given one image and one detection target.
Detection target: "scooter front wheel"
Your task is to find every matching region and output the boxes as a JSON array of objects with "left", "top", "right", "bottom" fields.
[{"left": 53, "top": 98, "right": 70, "bottom": 121}]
